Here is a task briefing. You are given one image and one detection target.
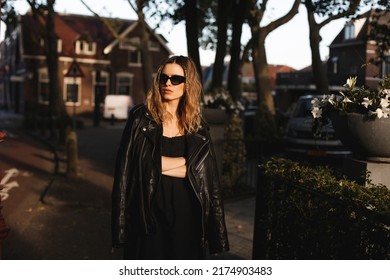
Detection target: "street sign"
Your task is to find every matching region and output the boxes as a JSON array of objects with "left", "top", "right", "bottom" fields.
[{"left": 65, "top": 60, "right": 84, "bottom": 77}]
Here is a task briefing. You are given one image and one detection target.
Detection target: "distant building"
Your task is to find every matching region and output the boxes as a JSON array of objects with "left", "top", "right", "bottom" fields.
[
  {"left": 327, "top": 9, "right": 390, "bottom": 90},
  {"left": 203, "top": 62, "right": 295, "bottom": 105},
  {"left": 0, "top": 12, "right": 172, "bottom": 115},
  {"left": 275, "top": 9, "right": 390, "bottom": 112}
]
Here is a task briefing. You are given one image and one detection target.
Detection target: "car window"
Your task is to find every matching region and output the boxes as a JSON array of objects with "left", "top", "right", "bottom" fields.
[{"left": 292, "top": 99, "right": 312, "bottom": 118}]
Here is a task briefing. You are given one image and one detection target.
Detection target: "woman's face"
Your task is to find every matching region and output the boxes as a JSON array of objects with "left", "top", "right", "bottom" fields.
[{"left": 159, "top": 63, "right": 186, "bottom": 102}]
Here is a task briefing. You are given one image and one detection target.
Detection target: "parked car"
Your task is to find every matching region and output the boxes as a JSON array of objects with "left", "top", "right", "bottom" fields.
[
  {"left": 103, "top": 95, "right": 133, "bottom": 120},
  {"left": 283, "top": 95, "right": 352, "bottom": 157}
]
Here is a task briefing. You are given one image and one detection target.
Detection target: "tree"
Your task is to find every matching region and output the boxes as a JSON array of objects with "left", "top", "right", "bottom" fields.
[
  {"left": 147, "top": 0, "right": 214, "bottom": 81},
  {"left": 304, "top": 0, "right": 363, "bottom": 96},
  {"left": 247, "top": 0, "right": 301, "bottom": 114},
  {"left": 366, "top": 4, "right": 390, "bottom": 66},
  {"left": 210, "top": 0, "right": 230, "bottom": 91},
  {"left": 26, "top": 0, "right": 66, "bottom": 139},
  {"left": 126, "top": 0, "right": 153, "bottom": 94},
  {"left": 184, "top": 0, "right": 202, "bottom": 80},
  {"left": 227, "top": 0, "right": 248, "bottom": 101},
  {"left": 80, "top": 0, "right": 154, "bottom": 95},
  {"left": 1, "top": 0, "right": 18, "bottom": 37}
]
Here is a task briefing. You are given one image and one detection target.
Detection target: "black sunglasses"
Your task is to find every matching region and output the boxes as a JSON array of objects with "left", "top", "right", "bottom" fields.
[{"left": 159, "top": 74, "right": 186, "bottom": 85}]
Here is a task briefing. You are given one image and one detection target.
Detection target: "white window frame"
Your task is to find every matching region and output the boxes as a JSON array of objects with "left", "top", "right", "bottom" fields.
[
  {"left": 344, "top": 24, "right": 355, "bottom": 40},
  {"left": 75, "top": 40, "right": 96, "bottom": 55},
  {"left": 40, "top": 38, "right": 63, "bottom": 53},
  {"left": 129, "top": 50, "right": 142, "bottom": 66},
  {"left": 116, "top": 73, "right": 134, "bottom": 97},
  {"left": 38, "top": 68, "right": 49, "bottom": 104},
  {"left": 57, "top": 39, "right": 62, "bottom": 53},
  {"left": 331, "top": 56, "right": 339, "bottom": 74},
  {"left": 119, "top": 37, "right": 141, "bottom": 50},
  {"left": 382, "top": 56, "right": 390, "bottom": 77},
  {"left": 64, "top": 77, "right": 82, "bottom": 105}
]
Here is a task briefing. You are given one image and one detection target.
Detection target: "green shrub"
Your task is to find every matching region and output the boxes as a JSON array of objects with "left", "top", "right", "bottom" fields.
[
  {"left": 222, "top": 113, "right": 246, "bottom": 193},
  {"left": 257, "top": 157, "right": 390, "bottom": 259}
]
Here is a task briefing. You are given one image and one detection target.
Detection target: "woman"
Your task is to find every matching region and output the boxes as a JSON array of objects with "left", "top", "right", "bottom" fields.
[{"left": 111, "top": 55, "right": 229, "bottom": 260}]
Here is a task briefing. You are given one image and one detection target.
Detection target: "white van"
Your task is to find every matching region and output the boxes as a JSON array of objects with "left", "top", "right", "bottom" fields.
[{"left": 103, "top": 95, "right": 133, "bottom": 120}]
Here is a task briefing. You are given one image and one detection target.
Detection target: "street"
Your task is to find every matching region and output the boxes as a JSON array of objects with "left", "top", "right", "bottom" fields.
[
  {"left": 0, "top": 120, "right": 125, "bottom": 259},
  {"left": 0, "top": 117, "right": 255, "bottom": 260}
]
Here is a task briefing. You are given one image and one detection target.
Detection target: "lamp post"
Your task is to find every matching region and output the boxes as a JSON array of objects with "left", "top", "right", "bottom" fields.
[{"left": 0, "top": 131, "right": 9, "bottom": 260}]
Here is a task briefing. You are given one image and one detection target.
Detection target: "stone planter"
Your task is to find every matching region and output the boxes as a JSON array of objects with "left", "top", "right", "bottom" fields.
[
  {"left": 330, "top": 112, "right": 390, "bottom": 162},
  {"left": 201, "top": 108, "right": 228, "bottom": 177},
  {"left": 202, "top": 108, "right": 228, "bottom": 125}
]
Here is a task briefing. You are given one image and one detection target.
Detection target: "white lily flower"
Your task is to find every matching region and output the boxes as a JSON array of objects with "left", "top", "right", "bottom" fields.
[
  {"left": 311, "top": 97, "right": 321, "bottom": 108},
  {"left": 380, "top": 98, "right": 389, "bottom": 109},
  {"left": 345, "top": 76, "right": 357, "bottom": 88},
  {"left": 382, "top": 108, "right": 390, "bottom": 118},
  {"left": 342, "top": 96, "right": 353, "bottom": 103},
  {"left": 328, "top": 94, "right": 336, "bottom": 106},
  {"left": 361, "top": 97, "right": 372, "bottom": 108},
  {"left": 311, "top": 107, "right": 322, "bottom": 118},
  {"left": 376, "top": 108, "right": 384, "bottom": 119}
]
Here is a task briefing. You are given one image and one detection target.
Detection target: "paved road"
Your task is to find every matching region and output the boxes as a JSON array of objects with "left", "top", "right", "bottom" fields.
[{"left": 1, "top": 117, "right": 256, "bottom": 260}]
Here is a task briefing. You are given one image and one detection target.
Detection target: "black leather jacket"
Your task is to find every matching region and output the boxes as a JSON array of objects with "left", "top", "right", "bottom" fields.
[{"left": 111, "top": 104, "right": 229, "bottom": 255}]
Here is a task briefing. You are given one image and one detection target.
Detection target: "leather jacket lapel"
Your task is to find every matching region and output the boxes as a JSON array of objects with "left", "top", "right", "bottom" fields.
[{"left": 187, "top": 127, "right": 209, "bottom": 163}]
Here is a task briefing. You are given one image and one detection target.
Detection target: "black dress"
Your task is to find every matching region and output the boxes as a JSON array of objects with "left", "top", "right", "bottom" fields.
[{"left": 125, "top": 135, "right": 203, "bottom": 260}]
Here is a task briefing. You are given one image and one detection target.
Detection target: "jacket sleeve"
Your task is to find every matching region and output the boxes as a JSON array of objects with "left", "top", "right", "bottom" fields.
[
  {"left": 111, "top": 104, "right": 142, "bottom": 247},
  {"left": 206, "top": 133, "right": 230, "bottom": 254}
]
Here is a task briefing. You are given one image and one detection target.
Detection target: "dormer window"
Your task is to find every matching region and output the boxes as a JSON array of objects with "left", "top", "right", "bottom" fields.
[
  {"left": 75, "top": 40, "right": 96, "bottom": 55},
  {"left": 129, "top": 50, "right": 141, "bottom": 66},
  {"left": 148, "top": 41, "right": 160, "bottom": 51},
  {"left": 331, "top": 56, "right": 339, "bottom": 74},
  {"left": 119, "top": 37, "right": 141, "bottom": 50},
  {"left": 344, "top": 23, "right": 355, "bottom": 40},
  {"left": 40, "top": 38, "right": 62, "bottom": 53}
]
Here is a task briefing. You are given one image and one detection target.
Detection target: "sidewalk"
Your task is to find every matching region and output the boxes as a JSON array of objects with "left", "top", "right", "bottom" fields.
[{"left": 1, "top": 113, "right": 256, "bottom": 260}]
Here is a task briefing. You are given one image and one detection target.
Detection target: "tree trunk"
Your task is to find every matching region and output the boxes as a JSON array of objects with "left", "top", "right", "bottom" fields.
[
  {"left": 184, "top": 0, "right": 202, "bottom": 80},
  {"left": 46, "top": 0, "right": 66, "bottom": 139},
  {"left": 247, "top": 0, "right": 300, "bottom": 115},
  {"left": 210, "top": 0, "right": 230, "bottom": 91},
  {"left": 307, "top": 9, "right": 329, "bottom": 95},
  {"left": 137, "top": 0, "right": 153, "bottom": 96},
  {"left": 251, "top": 27, "right": 275, "bottom": 114},
  {"left": 227, "top": 0, "right": 247, "bottom": 102}
]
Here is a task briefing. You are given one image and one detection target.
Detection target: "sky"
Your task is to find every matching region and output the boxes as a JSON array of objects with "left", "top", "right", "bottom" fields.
[{"left": 1, "top": 0, "right": 351, "bottom": 70}]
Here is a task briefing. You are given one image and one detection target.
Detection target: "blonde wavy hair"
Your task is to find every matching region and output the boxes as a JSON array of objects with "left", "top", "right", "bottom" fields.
[{"left": 146, "top": 55, "right": 203, "bottom": 134}]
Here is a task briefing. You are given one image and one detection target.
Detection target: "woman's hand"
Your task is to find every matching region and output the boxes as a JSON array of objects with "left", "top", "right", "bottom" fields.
[{"left": 161, "top": 156, "right": 187, "bottom": 178}]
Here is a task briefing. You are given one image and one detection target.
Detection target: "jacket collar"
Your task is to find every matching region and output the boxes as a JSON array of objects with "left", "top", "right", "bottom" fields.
[
  {"left": 141, "top": 110, "right": 161, "bottom": 145},
  {"left": 140, "top": 107, "right": 209, "bottom": 154}
]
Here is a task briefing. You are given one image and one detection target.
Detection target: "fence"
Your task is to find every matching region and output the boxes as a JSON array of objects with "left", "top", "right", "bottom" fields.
[
  {"left": 221, "top": 138, "right": 282, "bottom": 192},
  {"left": 252, "top": 169, "right": 390, "bottom": 259}
]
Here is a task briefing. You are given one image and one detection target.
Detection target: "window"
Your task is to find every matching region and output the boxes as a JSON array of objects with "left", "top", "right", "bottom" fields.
[
  {"left": 120, "top": 37, "right": 159, "bottom": 51},
  {"left": 129, "top": 50, "right": 141, "bottom": 66},
  {"left": 148, "top": 41, "right": 160, "bottom": 51},
  {"left": 344, "top": 24, "right": 355, "bottom": 40},
  {"left": 116, "top": 73, "right": 133, "bottom": 96},
  {"left": 382, "top": 56, "right": 390, "bottom": 77},
  {"left": 331, "top": 57, "right": 339, "bottom": 74},
  {"left": 38, "top": 69, "right": 49, "bottom": 104},
  {"left": 57, "top": 39, "right": 62, "bottom": 53},
  {"left": 75, "top": 40, "right": 96, "bottom": 55},
  {"left": 119, "top": 37, "right": 140, "bottom": 50},
  {"left": 64, "top": 77, "right": 82, "bottom": 104},
  {"left": 40, "top": 38, "right": 63, "bottom": 53}
]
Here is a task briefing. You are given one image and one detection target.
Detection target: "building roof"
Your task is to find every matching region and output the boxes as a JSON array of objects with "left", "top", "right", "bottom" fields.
[
  {"left": 20, "top": 12, "right": 171, "bottom": 58},
  {"left": 330, "top": 9, "right": 389, "bottom": 47}
]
